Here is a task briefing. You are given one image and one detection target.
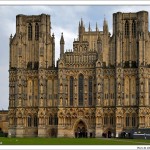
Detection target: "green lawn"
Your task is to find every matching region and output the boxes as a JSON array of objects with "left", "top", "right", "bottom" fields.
[{"left": 0, "top": 137, "right": 150, "bottom": 145}]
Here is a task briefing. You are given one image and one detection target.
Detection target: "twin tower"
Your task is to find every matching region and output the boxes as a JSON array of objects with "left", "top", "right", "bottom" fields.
[{"left": 8, "top": 11, "right": 150, "bottom": 138}]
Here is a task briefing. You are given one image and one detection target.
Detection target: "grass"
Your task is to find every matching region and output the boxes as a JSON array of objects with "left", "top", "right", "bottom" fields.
[{"left": 0, "top": 137, "right": 150, "bottom": 145}]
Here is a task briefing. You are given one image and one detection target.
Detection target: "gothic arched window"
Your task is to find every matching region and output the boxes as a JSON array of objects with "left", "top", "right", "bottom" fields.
[
  {"left": 132, "top": 113, "right": 136, "bottom": 127},
  {"left": 125, "top": 20, "right": 129, "bottom": 36},
  {"left": 49, "top": 115, "right": 53, "bottom": 125},
  {"left": 28, "top": 116, "right": 32, "bottom": 127},
  {"left": 104, "top": 114, "right": 108, "bottom": 125},
  {"left": 33, "top": 116, "right": 38, "bottom": 127},
  {"left": 78, "top": 74, "right": 84, "bottom": 106},
  {"left": 110, "top": 115, "right": 114, "bottom": 125},
  {"left": 70, "top": 76, "right": 74, "bottom": 106},
  {"left": 88, "top": 76, "right": 92, "bottom": 106},
  {"left": 126, "top": 114, "right": 130, "bottom": 127},
  {"left": 28, "top": 23, "right": 32, "bottom": 41},
  {"left": 54, "top": 114, "right": 58, "bottom": 125},
  {"left": 35, "top": 23, "right": 39, "bottom": 41},
  {"left": 132, "top": 20, "right": 136, "bottom": 37}
]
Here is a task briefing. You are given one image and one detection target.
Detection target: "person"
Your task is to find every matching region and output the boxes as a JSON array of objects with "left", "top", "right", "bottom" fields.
[
  {"left": 85, "top": 132, "right": 87, "bottom": 138},
  {"left": 128, "top": 133, "right": 131, "bottom": 138},
  {"left": 102, "top": 133, "right": 104, "bottom": 137},
  {"left": 122, "top": 131, "right": 126, "bottom": 138}
]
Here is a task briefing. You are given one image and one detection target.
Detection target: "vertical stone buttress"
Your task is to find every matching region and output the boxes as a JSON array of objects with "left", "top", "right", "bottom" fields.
[
  {"left": 137, "top": 11, "right": 149, "bottom": 129},
  {"left": 95, "top": 67, "right": 104, "bottom": 137},
  {"left": 57, "top": 33, "right": 65, "bottom": 137},
  {"left": 95, "top": 33, "right": 104, "bottom": 137},
  {"left": 38, "top": 14, "right": 55, "bottom": 137},
  {"left": 113, "top": 12, "right": 124, "bottom": 137}
]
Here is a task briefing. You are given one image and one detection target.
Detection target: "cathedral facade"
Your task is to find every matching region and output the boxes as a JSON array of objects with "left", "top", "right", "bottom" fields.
[{"left": 8, "top": 11, "right": 150, "bottom": 138}]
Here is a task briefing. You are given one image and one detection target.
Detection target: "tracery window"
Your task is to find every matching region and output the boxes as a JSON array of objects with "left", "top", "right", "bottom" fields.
[
  {"left": 70, "top": 76, "right": 74, "bottom": 106},
  {"left": 88, "top": 76, "right": 92, "bottom": 106},
  {"left": 54, "top": 114, "right": 58, "bottom": 125},
  {"left": 125, "top": 20, "right": 129, "bottom": 36},
  {"left": 28, "top": 23, "right": 32, "bottom": 41},
  {"left": 35, "top": 23, "right": 39, "bottom": 40},
  {"left": 132, "top": 20, "right": 136, "bottom": 37},
  {"left": 28, "top": 116, "right": 32, "bottom": 127},
  {"left": 78, "top": 74, "right": 84, "bottom": 106},
  {"left": 33, "top": 116, "right": 38, "bottom": 127},
  {"left": 110, "top": 115, "right": 114, "bottom": 125},
  {"left": 132, "top": 114, "right": 136, "bottom": 127}
]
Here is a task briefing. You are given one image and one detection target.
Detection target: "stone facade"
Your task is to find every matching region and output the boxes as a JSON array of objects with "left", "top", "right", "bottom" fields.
[
  {"left": 8, "top": 11, "right": 150, "bottom": 138},
  {"left": 0, "top": 110, "right": 8, "bottom": 133}
]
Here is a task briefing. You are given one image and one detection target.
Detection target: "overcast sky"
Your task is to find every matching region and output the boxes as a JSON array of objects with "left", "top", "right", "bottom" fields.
[{"left": 1, "top": 5, "right": 150, "bottom": 110}]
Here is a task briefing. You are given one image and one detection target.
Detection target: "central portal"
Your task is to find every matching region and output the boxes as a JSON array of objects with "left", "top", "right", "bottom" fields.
[{"left": 74, "top": 120, "right": 87, "bottom": 138}]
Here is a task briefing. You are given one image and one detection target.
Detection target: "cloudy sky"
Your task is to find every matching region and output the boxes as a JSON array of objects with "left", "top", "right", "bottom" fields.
[{"left": 1, "top": 5, "right": 150, "bottom": 109}]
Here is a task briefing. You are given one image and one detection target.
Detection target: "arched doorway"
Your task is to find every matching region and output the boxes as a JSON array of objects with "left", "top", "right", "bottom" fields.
[
  {"left": 74, "top": 120, "right": 87, "bottom": 138},
  {"left": 48, "top": 128, "right": 57, "bottom": 137},
  {"left": 103, "top": 128, "right": 113, "bottom": 138}
]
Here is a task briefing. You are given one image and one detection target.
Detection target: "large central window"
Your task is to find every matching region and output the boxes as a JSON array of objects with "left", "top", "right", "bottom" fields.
[{"left": 78, "top": 74, "right": 84, "bottom": 106}]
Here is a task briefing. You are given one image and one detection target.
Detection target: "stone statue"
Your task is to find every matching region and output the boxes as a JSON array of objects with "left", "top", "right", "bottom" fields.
[{"left": 60, "top": 97, "right": 63, "bottom": 105}]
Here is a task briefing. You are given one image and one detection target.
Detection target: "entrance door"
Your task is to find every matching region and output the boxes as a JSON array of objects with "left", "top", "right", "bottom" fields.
[
  {"left": 108, "top": 131, "right": 111, "bottom": 138},
  {"left": 103, "top": 128, "right": 113, "bottom": 138},
  {"left": 49, "top": 128, "right": 57, "bottom": 137},
  {"left": 74, "top": 120, "right": 87, "bottom": 138}
]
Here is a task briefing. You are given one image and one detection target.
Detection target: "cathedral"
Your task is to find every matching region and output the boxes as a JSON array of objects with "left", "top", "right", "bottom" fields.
[{"left": 8, "top": 11, "right": 150, "bottom": 138}]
